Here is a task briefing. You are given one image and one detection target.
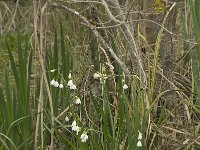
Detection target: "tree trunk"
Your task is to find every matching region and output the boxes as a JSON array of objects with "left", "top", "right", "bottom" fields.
[{"left": 143, "top": 0, "right": 177, "bottom": 109}]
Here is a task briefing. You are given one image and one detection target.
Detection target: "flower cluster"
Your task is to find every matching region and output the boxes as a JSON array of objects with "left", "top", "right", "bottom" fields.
[
  {"left": 50, "top": 79, "right": 63, "bottom": 88},
  {"left": 93, "top": 72, "right": 129, "bottom": 90},
  {"left": 52, "top": 71, "right": 88, "bottom": 143},
  {"left": 50, "top": 71, "right": 77, "bottom": 90},
  {"left": 137, "top": 131, "right": 142, "bottom": 147},
  {"left": 71, "top": 120, "right": 89, "bottom": 142}
]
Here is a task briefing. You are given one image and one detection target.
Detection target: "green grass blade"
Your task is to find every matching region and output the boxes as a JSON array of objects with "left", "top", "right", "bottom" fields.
[{"left": 6, "top": 42, "right": 19, "bottom": 90}]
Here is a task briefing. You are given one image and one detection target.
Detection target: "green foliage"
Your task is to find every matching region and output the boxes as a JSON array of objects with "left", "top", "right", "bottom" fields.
[
  {"left": 2, "top": 2, "right": 200, "bottom": 148},
  {"left": 0, "top": 33, "right": 32, "bottom": 149},
  {"left": 190, "top": 0, "right": 200, "bottom": 108},
  {"left": 0, "top": 17, "right": 147, "bottom": 149}
]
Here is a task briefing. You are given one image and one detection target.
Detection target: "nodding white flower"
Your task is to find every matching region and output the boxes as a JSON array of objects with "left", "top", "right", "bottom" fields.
[
  {"left": 80, "top": 132, "right": 88, "bottom": 142},
  {"left": 72, "top": 125, "right": 79, "bottom": 131},
  {"left": 70, "top": 84, "right": 77, "bottom": 90},
  {"left": 123, "top": 84, "right": 128, "bottom": 90},
  {"left": 59, "top": 83, "right": 64, "bottom": 89},
  {"left": 137, "top": 140, "right": 142, "bottom": 147},
  {"left": 54, "top": 81, "right": 59, "bottom": 87},
  {"left": 67, "top": 80, "right": 74, "bottom": 87},
  {"left": 50, "top": 69, "right": 56, "bottom": 72},
  {"left": 65, "top": 116, "right": 69, "bottom": 122},
  {"left": 68, "top": 73, "right": 72, "bottom": 79},
  {"left": 50, "top": 79, "right": 56, "bottom": 86},
  {"left": 75, "top": 98, "right": 81, "bottom": 105},
  {"left": 72, "top": 125, "right": 80, "bottom": 134},
  {"left": 72, "top": 121, "right": 76, "bottom": 127},
  {"left": 93, "top": 73, "right": 101, "bottom": 79},
  {"left": 71, "top": 121, "right": 80, "bottom": 134},
  {"left": 138, "top": 131, "right": 142, "bottom": 140}
]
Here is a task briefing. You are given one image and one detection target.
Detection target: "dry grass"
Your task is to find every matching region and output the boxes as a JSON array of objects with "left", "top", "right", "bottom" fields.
[{"left": 0, "top": 0, "right": 200, "bottom": 149}]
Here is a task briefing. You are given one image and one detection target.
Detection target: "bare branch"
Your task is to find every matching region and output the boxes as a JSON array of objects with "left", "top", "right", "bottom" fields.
[
  {"left": 103, "top": 0, "right": 147, "bottom": 86},
  {"left": 50, "top": 2, "right": 131, "bottom": 80}
]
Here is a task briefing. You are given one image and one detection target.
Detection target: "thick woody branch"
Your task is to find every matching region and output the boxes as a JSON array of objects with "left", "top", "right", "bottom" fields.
[
  {"left": 102, "top": 0, "right": 147, "bottom": 86},
  {"left": 50, "top": 2, "right": 131, "bottom": 80}
]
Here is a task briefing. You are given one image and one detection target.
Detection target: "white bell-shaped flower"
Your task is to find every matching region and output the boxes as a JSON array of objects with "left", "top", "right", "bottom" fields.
[
  {"left": 138, "top": 131, "right": 142, "bottom": 140},
  {"left": 80, "top": 132, "right": 88, "bottom": 142},
  {"left": 54, "top": 81, "right": 59, "bottom": 87},
  {"left": 59, "top": 83, "right": 64, "bottom": 89},
  {"left": 137, "top": 141, "right": 142, "bottom": 147},
  {"left": 68, "top": 73, "right": 72, "bottom": 79},
  {"left": 72, "top": 121, "right": 76, "bottom": 127},
  {"left": 123, "top": 84, "right": 128, "bottom": 90},
  {"left": 71, "top": 120, "right": 80, "bottom": 135},
  {"left": 65, "top": 116, "right": 69, "bottom": 122},
  {"left": 67, "top": 80, "right": 74, "bottom": 87},
  {"left": 50, "top": 79, "right": 56, "bottom": 86},
  {"left": 72, "top": 125, "right": 79, "bottom": 132},
  {"left": 50, "top": 69, "right": 56, "bottom": 72},
  {"left": 75, "top": 98, "right": 81, "bottom": 105},
  {"left": 70, "top": 84, "right": 77, "bottom": 90}
]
